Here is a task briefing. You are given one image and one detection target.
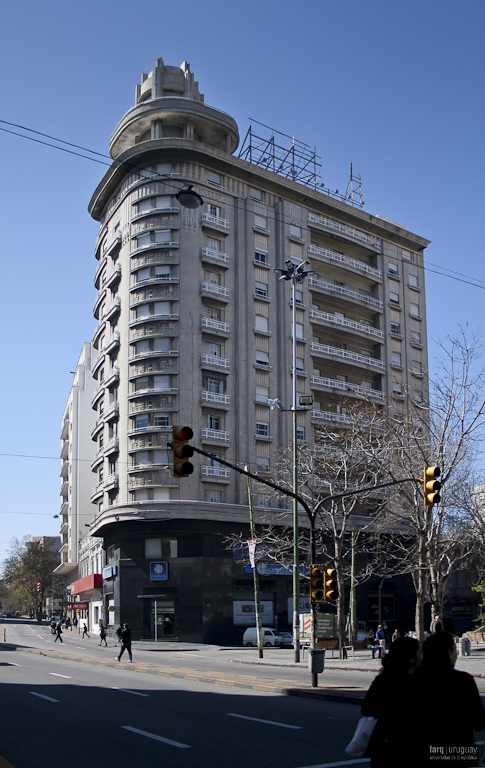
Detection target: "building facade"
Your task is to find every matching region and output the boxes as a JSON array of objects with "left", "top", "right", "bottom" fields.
[{"left": 84, "top": 58, "right": 430, "bottom": 641}]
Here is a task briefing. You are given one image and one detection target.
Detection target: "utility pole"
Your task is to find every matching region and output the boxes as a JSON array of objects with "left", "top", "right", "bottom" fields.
[{"left": 246, "top": 467, "right": 263, "bottom": 658}]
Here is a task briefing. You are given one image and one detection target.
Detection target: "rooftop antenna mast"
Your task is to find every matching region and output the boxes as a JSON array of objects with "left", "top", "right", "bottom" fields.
[{"left": 345, "top": 162, "right": 364, "bottom": 210}]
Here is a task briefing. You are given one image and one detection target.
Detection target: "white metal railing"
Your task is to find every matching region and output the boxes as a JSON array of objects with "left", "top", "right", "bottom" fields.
[
  {"left": 310, "top": 375, "right": 385, "bottom": 400},
  {"left": 201, "top": 281, "right": 229, "bottom": 298},
  {"left": 103, "top": 473, "right": 119, "bottom": 488},
  {"left": 309, "top": 309, "right": 384, "bottom": 339},
  {"left": 201, "top": 465, "right": 230, "bottom": 478},
  {"left": 104, "top": 333, "right": 121, "bottom": 352},
  {"left": 308, "top": 276, "right": 383, "bottom": 309},
  {"left": 103, "top": 401, "right": 119, "bottom": 420},
  {"left": 201, "top": 354, "right": 229, "bottom": 369},
  {"left": 201, "top": 391, "right": 230, "bottom": 405},
  {"left": 201, "top": 317, "right": 229, "bottom": 333},
  {"left": 104, "top": 298, "right": 121, "bottom": 317},
  {"left": 202, "top": 212, "right": 229, "bottom": 229},
  {"left": 104, "top": 436, "right": 119, "bottom": 452},
  {"left": 201, "top": 246, "right": 229, "bottom": 264},
  {"left": 307, "top": 212, "right": 381, "bottom": 248},
  {"left": 106, "top": 263, "right": 122, "bottom": 285},
  {"left": 311, "top": 409, "right": 351, "bottom": 424},
  {"left": 104, "top": 367, "right": 120, "bottom": 386},
  {"left": 310, "top": 342, "right": 385, "bottom": 370},
  {"left": 201, "top": 428, "right": 230, "bottom": 441},
  {"left": 308, "top": 244, "right": 381, "bottom": 279}
]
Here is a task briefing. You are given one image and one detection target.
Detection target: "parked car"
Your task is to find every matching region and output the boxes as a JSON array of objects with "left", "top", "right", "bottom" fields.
[
  {"left": 278, "top": 631, "right": 293, "bottom": 648},
  {"left": 242, "top": 627, "right": 283, "bottom": 647}
]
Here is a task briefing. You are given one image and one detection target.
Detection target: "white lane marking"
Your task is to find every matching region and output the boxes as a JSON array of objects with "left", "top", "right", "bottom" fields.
[
  {"left": 112, "top": 687, "right": 150, "bottom": 697},
  {"left": 227, "top": 713, "right": 302, "bottom": 730},
  {"left": 76, "top": 647, "right": 85, "bottom": 649},
  {"left": 297, "top": 759, "right": 370, "bottom": 768},
  {"left": 29, "top": 692, "right": 59, "bottom": 703},
  {"left": 49, "top": 673, "right": 71, "bottom": 679},
  {"left": 7, "top": 663, "right": 21, "bottom": 666},
  {"left": 122, "top": 726, "right": 190, "bottom": 748},
  {"left": 37, "top": 635, "right": 45, "bottom": 640}
]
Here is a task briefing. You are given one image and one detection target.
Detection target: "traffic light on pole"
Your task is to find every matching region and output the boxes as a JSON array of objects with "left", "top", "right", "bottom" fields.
[
  {"left": 36, "top": 583, "right": 41, "bottom": 593},
  {"left": 309, "top": 565, "right": 324, "bottom": 605},
  {"left": 323, "top": 568, "right": 338, "bottom": 602},
  {"left": 424, "top": 465, "right": 441, "bottom": 506},
  {"left": 172, "top": 426, "right": 194, "bottom": 478}
]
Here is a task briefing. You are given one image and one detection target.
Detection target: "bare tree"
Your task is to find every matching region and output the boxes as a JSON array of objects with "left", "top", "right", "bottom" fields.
[{"left": 2, "top": 538, "right": 60, "bottom": 621}]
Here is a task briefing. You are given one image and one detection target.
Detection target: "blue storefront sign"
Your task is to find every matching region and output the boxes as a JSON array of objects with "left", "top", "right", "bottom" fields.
[
  {"left": 150, "top": 561, "right": 168, "bottom": 581},
  {"left": 102, "top": 565, "right": 118, "bottom": 580},
  {"left": 244, "top": 563, "right": 309, "bottom": 576}
]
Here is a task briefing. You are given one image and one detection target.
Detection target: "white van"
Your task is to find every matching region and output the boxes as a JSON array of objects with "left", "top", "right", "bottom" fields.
[{"left": 242, "top": 627, "right": 283, "bottom": 647}]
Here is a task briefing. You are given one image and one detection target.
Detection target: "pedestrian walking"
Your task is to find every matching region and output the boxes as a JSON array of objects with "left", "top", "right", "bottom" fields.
[
  {"left": 82, "top": 623, "right": 90, "bottom": 639},
  {"left": 54, "top": 623, "right": 63, "bottom": 643},
  {"left": 115, "top": 624, "right": 122, "bottom": 646},
  {"left": 65, "top": 616, "right": 71, "bottom": 631},
  {"left": 117, "top": 624, "right": 132, "bottom": 662},
  {"left": 99, "top": 625, "right": 108, "bottom": 647},
  {"left": 391, "top": 629, "right": 401, "bottom": 643},
  {"left": 430, "top": 614, "right": 443, "bottom": 634},
  {"left": 416, "top": 632, "right": 485, "bottom": 766},
  {"left": 361, "top": 636, "right": 423, "bottom": 767},
  {"left": 375, "top": 624, "right": 386, "bottom": 656},
  {"left": 73, "top": 615, "right": 78, "bottom": 629}
]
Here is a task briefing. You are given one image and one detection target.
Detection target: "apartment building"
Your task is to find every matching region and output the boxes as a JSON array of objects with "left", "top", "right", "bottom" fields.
[{"left": 85, "top": 58, "right": 430, "bottom": 641}]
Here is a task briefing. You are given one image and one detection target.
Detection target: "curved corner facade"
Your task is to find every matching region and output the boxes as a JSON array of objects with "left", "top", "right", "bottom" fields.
[{"left": 82, "top": 58, "right": 430, "bottom": 642}]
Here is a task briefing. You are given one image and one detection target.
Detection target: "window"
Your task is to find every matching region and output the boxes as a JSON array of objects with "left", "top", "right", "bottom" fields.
[
  {"left": 207, "top": 306, "right": 222, "bottom": 321},
  {"left": 256, "top": 422, "right": 269, "bottom": 438},
  {"left": 295, "top": 323, "right": 304, "bottom": 339},
  {"left": 135, "top": 415, "right": 149, "bottom": 429},
  {"left": 289, "top": 225, "right": 302, "bottom": 238},
  {"left": 390, "top": 322, "right": 401, "bottom": 336},
  {"left": 388, "top": 262, "right": 399, "bottom": 276},
  {"left": 205, "top": 270, "right": 222, "bottom": 285},
  {"left": 208, "top": 415, "right": 221, "bottom": 430},
  {"left": 136, "top": 267, "right": 151, "bottom": 283},
  {"left": 392, "top": 383, "right": 403, "bottom": 397},
  {"left": 256, "top": 386, "right": 269, "bottom": 403},
  {"left": 410, "top": 303, "right": 420, "bottom": 318},
  {"left": 205, "top": 489, "right": 222, "bottom": 503},
  {"left": 409, "top": 274, "right": 419, "bottom": 289},
  {"left": 412, "top": 360, "right": 423, "bottom": 376},
  {"left": 207, "top": 378, "right": 223, "bottom": 394},
  {"left": 135, "top": 305, "right": 150, "bottom": 320},
  {"left": 295, "top": 290, "right": 303, "bottom": 306},
  {"left": 249, "top": 188, "right": 262, "bottom": 201},
  {"left": 391, "top": 352, "right": 402, "bottom": 367},
  {"left": 411, "top": 331, "right": 421, "bottom": 346},
  {"left": 155, "top": 266, "right": 171, "bottom": 279},
  {"left": 145, "top": 539, "right": 162, "bottom": 559},
  {"left": 207, "top": 238, "right": 222, "bottom": 252},
  {"left": 255, "top": 351, "right": 270, "bottom": 367},
  {"left": 254, "top": 215, "right": 267, "bottom": 230},
  {"left": 389, "top": 292, "right": 400, "bottom": 305},
  {"left": 255, "top": 315, "right": 269, "bottom": 333},
  {"left": 153, "top": 301, "right": 171, "bottom": 316},
  {"left": 255, "top": 251, "right": 268, "bottom": 264},
  {"left": 295, "top": 357, "right": 305, "bottom": 372},
  {"left": 296, "top": 427, "right": 305, "bottom": 442},
  {"left": 209, "top": 204, "right": 221, "bottom": 217},
  {"left": 255, "top": 281, "right": 268, "bottom": 298},
  {"left": 154, "top": 230, "right": 171, "bottom": 244},
  {"left": 207, "top": 171, "right": 222, "bottom": 186},
  {"left": 154, "top": 414, "right": 169, "bottom": 427},
  {"left": 207, "top": 343, "right": 222, "bottom": 358},
  {"left": 257, "top": 457, "right": 270, "bottom": 472}
]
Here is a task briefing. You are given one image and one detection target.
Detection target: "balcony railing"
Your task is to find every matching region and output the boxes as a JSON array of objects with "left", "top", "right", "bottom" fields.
[
  {"left": 201, "top": 428, "right": 230, "bottom": 441},
  {"left": 201, "top": 317, "right": 229, "bottom": 333},
  {"left": 311, "top": 409, "right": 351, "bottom": 424},
  {"left": 310, "top": 342, "right": 385, "bottom": 370},
  {"left": 201, "top": 246, "right": 229, "bottom": 264},
  {"left": 307, "top": 244, "right": 382, "bottom": 279},
  {"left": 201, "top": 465, "right": 231, "bottom": 479},
  {"left": 310, "top": 375, "right": 385, "bottom": 400},
  {"left": 201, "top": 391, "right": 230, "bottom": 405},
  {"left": 202, "top": 212, "right": 229, "bottom": 229},
  {"left": 201, "top": 354, "right": 229, "bottom": 369},
  {"left": 309, "top": 309, "right": 384, "bottom": 339},
  {"left": 308, "top": 276, "right": 383, "bottom": 309},
  {"left": 307, "top": 212, "right": 381, "bottom": 248},
  {"left": 200, "top": 281, "right": 229, "bottom": 298}
]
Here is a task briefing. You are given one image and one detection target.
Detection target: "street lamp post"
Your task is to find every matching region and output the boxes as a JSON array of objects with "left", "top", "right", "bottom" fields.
[{"left": 276, "top": 260, "right": 313, "bottom": 663}]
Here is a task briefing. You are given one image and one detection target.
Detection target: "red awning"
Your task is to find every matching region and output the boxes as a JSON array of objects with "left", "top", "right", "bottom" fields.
[{"left": 69, "top": 574, "right": 102, "bottom": 595}]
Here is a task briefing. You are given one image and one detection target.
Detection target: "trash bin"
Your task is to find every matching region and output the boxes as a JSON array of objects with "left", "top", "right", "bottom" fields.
[
  {"left": 308, "top": 648, "right": 325, "bottom": 674},
  {"left": 458, "top": 638, "right": 471, "bottom": 657}
]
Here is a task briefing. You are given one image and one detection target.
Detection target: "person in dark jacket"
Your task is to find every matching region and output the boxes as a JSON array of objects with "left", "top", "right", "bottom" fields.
[
  {"left": 417, "top": 632, "right": 485, "bottom": 766},
  {"left": 54, "top": 622, "right": 63, "bottom": 643},
  {"left": 361, "top": 636, "right": 423, "bottom": 768},
  {"left": 117, "top": 624, "right": 132, "bottom": 662}
]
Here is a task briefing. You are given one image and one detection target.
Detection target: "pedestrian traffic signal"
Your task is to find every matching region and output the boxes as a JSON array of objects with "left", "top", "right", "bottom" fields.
[
  {"left": 36, "top": 583, "right": 41, "bottom": 593},
  {"left": 323, "top": 568, "right": 338, "bottom": 602},
  {"left": 309, "top": 565, "right": 324, "bottom": 605},
  {"left": 424, "top": 465, "right": 441, "bottom": 506},
  {"left": 172, "top": 426, "right": 194, "bottom": 477}
]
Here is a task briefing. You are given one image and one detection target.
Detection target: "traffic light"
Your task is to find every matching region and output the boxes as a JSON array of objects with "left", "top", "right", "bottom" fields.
[
  {"left": 323, "top": 568, "right": 338, "bottom": 602},
  {"left": 309, "top": 565, "right": 324, "bottom": 605},
  {"left": 36, "top": 583, "right": 41, "bottom": 593},
  {"left": 172, "top": 426, "right": 194, "bottom": 478},
  {"left": 424, "top": 465, "right": 441, "bottom": 506}
]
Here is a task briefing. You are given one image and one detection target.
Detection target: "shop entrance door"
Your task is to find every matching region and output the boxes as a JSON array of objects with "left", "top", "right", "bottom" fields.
[{"left": 151, "top": 599, "right": 175, "bottom": 639}]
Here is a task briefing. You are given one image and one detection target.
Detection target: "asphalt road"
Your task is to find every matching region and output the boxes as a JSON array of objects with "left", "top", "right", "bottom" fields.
[{"left": 0, "top": 642, "right": 365, "bottom": 768}]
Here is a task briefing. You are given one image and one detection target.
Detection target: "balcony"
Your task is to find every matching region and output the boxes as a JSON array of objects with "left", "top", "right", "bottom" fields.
[
  {"left": 60, "top": 418, "right": 69, "bottom": 440},
  {"left": 104, "top": 401, "right": 119, "bottom": 422},
  {"left": 309, "top": 309, "right": 384, "bottom": 340},
  {"left": 308, "top": 276, "right": 383, "bottom": 310},
  {"left": 104, "top": 436, "right": 119, "bottom": 455},
  {"left": 311, "top": 408, "right": 352, "bottom": 425},
  {"left": 93, "top": 288, "right": 107, "bottom": 318},
  {"left": 200, "top": 317, "right": 229, "bottom": 334},
  {"left": 60, "top": 480, "right": 68, "bottom": 498},
  {"left": 310, "top": 375, "right": 385, "bottom": 401},
  {"left": 307, "top": 244, "right": 382, "bottom": 280},
  {"left": 201, "top": 246, "right": 229, "bottom": 266},
  {"left": 91, "top": 482, "right": 104, "bottom": 502},
  {"left": 201, "top": 212, "right": 229, "bottom": 230},
  {"left": 307, "top": 212, "right": 381, "bottom": 248},
  {"left": 92, "top": 319, "right": 106, "bottom": 348},
  {"left": 104, "top": 366, "right": 120, "bottom": 388},
  {"left": 60, "top": 439, "right": 69, "bottom": 459},
  {"left": 106, "top": 233, "right": 122, "bottom": 256},
  {"left": 94, "top": 256, "right": 108, "bottom": 289},
  {"left": 127, "top": 470, "right": 178, "bottom": 488},
  {"left": 201, "top": 391, "right": 230, "bottom": 406},
  {"left": 104, "top": 297, "right": 121, "bottom": 322},
  {"left": 201, "top": 354, "right": 229, "bottom": 369},
  {"left": 201, "top": 428, "right": 230, "bottom": 442},
  {"left": 128, "top": 387, "right": 178, "bottom": 400},
  {"left": 103, "top": 473, "right": 119, "bottom": 491},
  {"left": 310, "top": 341, "right": 385, "bottom": 370},
  {"left": 200, "top": 281, "right": 229, "bottom": 300},
  {"left": 201, "top": 465, "right": 231, "bottom": 479},
  {"left": 104, "top": 332, "right": 121, "bottom": 355},
  {"left": 105, "top": 263, "right": 122, "bottom": 288}
]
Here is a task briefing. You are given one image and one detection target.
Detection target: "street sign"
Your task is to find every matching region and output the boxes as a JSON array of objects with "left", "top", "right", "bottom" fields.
[{"left": 150, "top": 562, "right": 168, "bottom": 581}]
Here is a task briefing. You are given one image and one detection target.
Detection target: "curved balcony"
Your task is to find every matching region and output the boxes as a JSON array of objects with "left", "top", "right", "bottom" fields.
[
  {"left": 93, "top": 288, "right": 107, "bottom": 318},
  {"left": 128, "top": 387, "right": 178, "bottom": 401},
  {"left": 310, "top": 341, "right": 384, "bottom": 370},
  {"left": 104, "top": 297, "right": 121, "bottom": 322},
  {"left": 105, "top": 263, "right": 122, "bottom": 288},
  {"left": 308, "top": 276, "right": 383, "bottom": 310},
  {"left": 127, "top": 470, "right": 178, "bottom": 489},
  {"left": 309, "top": 309, "right": 384, "bottom": 341},
  {"left": 201, "top": 354, "right": 229, "bottom": 370},
  {"left": 91, "top": 482, "right": 104, "bottom": 503}
]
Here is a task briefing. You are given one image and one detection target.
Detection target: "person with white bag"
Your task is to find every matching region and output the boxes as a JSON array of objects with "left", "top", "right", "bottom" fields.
[{"left": 346, "top": 636, "right": 422, "bottom": 767}]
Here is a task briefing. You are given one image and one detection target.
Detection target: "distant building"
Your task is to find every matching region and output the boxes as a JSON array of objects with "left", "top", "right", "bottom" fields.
[
  {"left": 30, "top": 536, "right": 61, "bottom": 555},
  {"left": 82, "top": 57, "right": 430, "bottom": 641}
]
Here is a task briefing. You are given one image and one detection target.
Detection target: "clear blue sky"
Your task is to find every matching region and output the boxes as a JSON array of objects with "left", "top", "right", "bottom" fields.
[{"left": 0, "top": 0, "right": 484, "bottom": 563}]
